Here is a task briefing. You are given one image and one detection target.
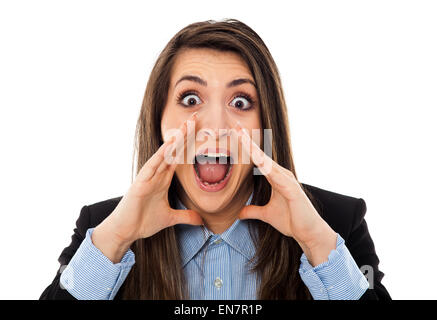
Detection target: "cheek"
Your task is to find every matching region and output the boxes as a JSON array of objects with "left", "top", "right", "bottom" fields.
[
  {"left": 245, "top": 121, "right": 263, "bottom": 148},
  {"left": 175, "top": 164, "right": 193, "bottom": 190},
  {"left": 237, "top": 110, "right": 261, "bottom": 130},
  {"left": 161, "top": 108, "right": 182, "bottom": 140}
]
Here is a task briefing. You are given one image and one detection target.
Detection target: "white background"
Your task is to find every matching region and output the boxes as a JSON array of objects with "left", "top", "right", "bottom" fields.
[{"left": 0, "top": 0, "right": 436, "bottom": 299}]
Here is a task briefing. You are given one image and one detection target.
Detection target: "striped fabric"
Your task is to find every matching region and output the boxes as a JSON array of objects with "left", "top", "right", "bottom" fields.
[
  {"left": 299, "top": 233, "right": 370, "bottom": 299},
  {"left": 175, "top": 195, "right": 259, "bottom": 299},
  {"left": 59, "top": 227, "right": 135, "bottom": 300},
  {"left": 60, "top": 192, "right": 369, "bottom": 300}
]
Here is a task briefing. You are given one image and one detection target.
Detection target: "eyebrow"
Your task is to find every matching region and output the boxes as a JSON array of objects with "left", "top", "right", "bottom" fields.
[{"left": 174, "top": 75, "right": 257, "bottom": 89}]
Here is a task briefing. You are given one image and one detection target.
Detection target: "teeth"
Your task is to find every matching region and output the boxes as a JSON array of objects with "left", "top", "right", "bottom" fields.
[
  {"left": 198, "top": 152, "right": 228, "bottom": 158},
  {"left": 195, "top": 152, "right": 231, "bottom": 165}
]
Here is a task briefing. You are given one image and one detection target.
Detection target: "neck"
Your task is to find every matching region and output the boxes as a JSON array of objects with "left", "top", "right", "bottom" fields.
[{"left": 176, "top": 177, "right": 254, "bottom": 234}]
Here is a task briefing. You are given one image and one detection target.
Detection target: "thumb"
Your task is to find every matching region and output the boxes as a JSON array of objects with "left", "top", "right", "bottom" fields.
[
  {"left": 169, "top": 209, "right": 204, "bottom": 226},
  {"left": 238, "top": 205, "right": 267, "bottom": 222}
]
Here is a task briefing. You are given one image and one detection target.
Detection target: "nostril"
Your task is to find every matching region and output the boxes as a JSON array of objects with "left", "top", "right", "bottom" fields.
[{"left": 197, "top": 127, "right": 231, "bottom": 139}]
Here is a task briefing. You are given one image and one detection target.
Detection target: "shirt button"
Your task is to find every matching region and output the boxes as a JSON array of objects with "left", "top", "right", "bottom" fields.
[
  {"left": 214, "top": 277, "right": 223, "bottom": 289},
  {"left": 214, "top": 238, "right": 222, "bottom": 244}
]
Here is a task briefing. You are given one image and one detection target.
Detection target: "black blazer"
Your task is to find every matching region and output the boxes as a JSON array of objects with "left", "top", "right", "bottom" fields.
[{"left": 40, "top": 183, "right": 391, "bottom": 300}]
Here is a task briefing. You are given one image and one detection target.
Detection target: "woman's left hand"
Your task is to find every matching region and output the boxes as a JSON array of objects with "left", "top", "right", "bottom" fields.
[{"left": 235, "top": 122, "right": 338, "bottom": 266}]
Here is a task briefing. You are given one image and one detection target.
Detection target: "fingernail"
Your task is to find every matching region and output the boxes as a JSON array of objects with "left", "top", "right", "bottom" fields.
[{"left": 237, "top": 121, "right": 248, "bottom": 135}]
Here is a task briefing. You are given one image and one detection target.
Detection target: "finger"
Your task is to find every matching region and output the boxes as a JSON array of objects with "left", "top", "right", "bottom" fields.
[
  {"left": 159, "top": 136, "right": 186, "bottom": 184},
  {"left": 155, "top": 149, "right": 172, "bottom": 174},
  {"left": 163, "top": 111, "right": 197, "bottom": 166},
  {"left": 229, "top": 121, "right": 275, "bottom": 186},
  {"left": 153, "top": 152, "right": 178, "bottom": 187},
  {"left": 156, "top": 133, "right": 183, "bottom": 175},
  {"left": 136, "top": 139, "right": 172, "bottom": 182},
  {"left": 235, "top": 121, "right": 274, "bottom": 175},
  {"left": 169, "top": 208, "right": 204, "bottom": 226},
  {"left": 137, "top": 111, "right": 197, "bottom": 184},
  {"left": 158, "top": 112, "right": 197, "bottom": 184},
  {"left": 234, "top": 121, "right": 295, "bottom": 190},
  {"left": 238, "top": 205, "right": 267, "bottom": 223}
]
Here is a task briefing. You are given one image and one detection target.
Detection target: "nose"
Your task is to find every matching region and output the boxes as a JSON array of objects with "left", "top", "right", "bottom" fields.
[{"left": 196, "top": 103, "right": 232, "bottom": 140}]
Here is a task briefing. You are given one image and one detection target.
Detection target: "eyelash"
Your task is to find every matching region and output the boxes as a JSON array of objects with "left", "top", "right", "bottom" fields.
[{"left": 176, "top": 90, "right": 255, "bottom": 111}]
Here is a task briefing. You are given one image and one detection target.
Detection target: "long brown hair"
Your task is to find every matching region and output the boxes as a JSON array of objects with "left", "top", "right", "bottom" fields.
[{"left": 119, "top": 19, "right": 312, "bottom": 300}]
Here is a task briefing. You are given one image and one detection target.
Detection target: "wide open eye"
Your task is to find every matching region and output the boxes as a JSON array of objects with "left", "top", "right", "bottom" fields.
[
  {"left": 229, "top": 94, "right": 254, "bottom": 111},
  {"left": 177, "top": 91, "right": 202, "bottom": 107}
]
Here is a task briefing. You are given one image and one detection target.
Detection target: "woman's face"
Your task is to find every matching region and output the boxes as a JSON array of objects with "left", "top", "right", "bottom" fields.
[{"left": 161, "top": 48, "right": 261, "bottom": 214}]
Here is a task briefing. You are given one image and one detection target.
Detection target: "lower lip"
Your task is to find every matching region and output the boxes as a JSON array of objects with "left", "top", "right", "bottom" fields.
[{"left": 193, "top": 164, "right": 233, "bottom": 192}]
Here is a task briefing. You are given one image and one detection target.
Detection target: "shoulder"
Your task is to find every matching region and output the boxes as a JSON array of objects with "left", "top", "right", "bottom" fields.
[{"left": 301, "top": 183, "right": 367, "bottom": 241}]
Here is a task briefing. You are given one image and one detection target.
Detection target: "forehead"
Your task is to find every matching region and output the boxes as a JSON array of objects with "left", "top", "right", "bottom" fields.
[{"left": 170, "top": 48, "right": 254, "bottom": 87}]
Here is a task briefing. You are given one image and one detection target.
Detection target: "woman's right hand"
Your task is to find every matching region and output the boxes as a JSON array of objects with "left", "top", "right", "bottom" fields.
[{"left": 92, "top": 112, "right": 203, "bottom": 263}]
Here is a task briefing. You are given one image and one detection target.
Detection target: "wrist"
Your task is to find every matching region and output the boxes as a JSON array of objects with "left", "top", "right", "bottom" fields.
[
  {"left": 92, "top": 220, "right": 134, "bottom": 264},
  {"left": 297, "top": 222, "right": 338, "bottom": 267}
]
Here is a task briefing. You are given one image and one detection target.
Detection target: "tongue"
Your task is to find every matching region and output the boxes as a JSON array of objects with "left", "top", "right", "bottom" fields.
[{"left": 196, "top": 163, "right": 229, "bottom": 183}]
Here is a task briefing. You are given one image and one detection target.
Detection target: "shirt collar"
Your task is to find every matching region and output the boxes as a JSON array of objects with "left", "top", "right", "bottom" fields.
[{"left": 175, "top": 192, "right": 255, "bottom": 268}]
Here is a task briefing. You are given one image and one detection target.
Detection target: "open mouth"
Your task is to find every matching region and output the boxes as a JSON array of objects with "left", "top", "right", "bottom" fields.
[{"left": 193, "top": 149, "right": 233, "bottom": 192}]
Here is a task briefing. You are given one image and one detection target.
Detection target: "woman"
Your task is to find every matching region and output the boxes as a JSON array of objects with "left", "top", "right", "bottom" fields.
[{"left": 40, "top": 19, "right": 390, "bottom": 300}]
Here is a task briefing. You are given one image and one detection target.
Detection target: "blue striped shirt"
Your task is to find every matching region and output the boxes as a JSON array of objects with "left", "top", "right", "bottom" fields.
[{"left": 60, "top": 194, "right": 369, "bottom": 300}]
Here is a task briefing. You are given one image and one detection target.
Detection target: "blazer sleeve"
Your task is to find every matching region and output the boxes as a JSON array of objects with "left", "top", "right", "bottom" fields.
[
  {"left": 39, "top": 205, "right": 91, "bottom": 300},
  {"left": 349, "top": 199, "right": 391, "bottom": 300}
]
